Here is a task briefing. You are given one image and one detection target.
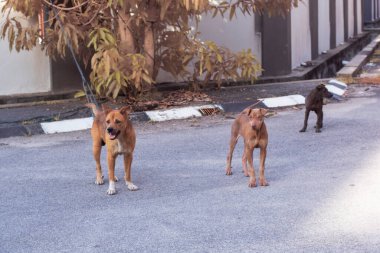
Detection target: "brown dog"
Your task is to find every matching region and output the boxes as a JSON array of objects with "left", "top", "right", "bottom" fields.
[
  {"left": 226, "top": 108, "right": 269, "bottom": 187},
  {"left": 87, "top": 103, "right": 138, "bottom": 195},
  {"left": 300, "top": 83, "right": 333, "bottom": 133}
]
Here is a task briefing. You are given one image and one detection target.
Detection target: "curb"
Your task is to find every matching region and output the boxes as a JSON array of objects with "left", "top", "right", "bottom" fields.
[
  {"left": 0, "top": 79, "right": 347, "bottom": 138},
  {"left": 337, "top": 34, "right": 380, "bottom": 77}
]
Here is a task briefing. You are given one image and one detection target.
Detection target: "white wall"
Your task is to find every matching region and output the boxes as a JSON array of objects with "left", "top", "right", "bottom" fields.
[
  {"left": 0, "top": 48, "right": 51, "bottom": 96},
  {"left": 318, "top": 1, "right": 330, "bottom": 54},
  {"left": 156, "top": 12, "right": 261, "bottom": 82},
  {"left": 372, "top": 0, "right": 375, "bottom": 20},
  {"left": 336, "top": 0, "right": 345, "bottom": 45},
  {"left": 357, "top": 0, "right": 363, "bottom": 34},
  {"left": 198, "top": 13, "right": 259, "bottom": 57},
  {"left": 0, "top": 5, "right": 51, "bottom": 96},
  {"left": 291, "top": 0, "right": 311, "bottom": 68},
  {"left": 348, "top": 0, "right": 355, "bottom": 38}
]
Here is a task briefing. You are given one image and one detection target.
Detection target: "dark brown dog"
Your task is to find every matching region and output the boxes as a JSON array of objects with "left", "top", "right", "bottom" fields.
[
  {"left": 87, "top": 103, "right": 137, "bottom": 195},
  {"left": 226, "top": 108, "right": 269, "bottom": 187},
  {"left": 300, "top": 84, "right": 333, "bottom": 133}
]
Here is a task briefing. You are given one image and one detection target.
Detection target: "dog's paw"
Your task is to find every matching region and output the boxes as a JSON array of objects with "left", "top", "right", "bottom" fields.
[
  {"left": 114, "top": 176, "right": 119, "bottom": 182},
  {"left": 107, "top": 181, "right": 116, "bottom": 195},
  {"left": 226, "top": 169, "right": 233, "bottom": 175},
  {"left": 299, "top": 129, "right": 306, "bottom": 132},
  {"left": 259, "top": 179, "right": 269, "bottom": 186},
  {"left": 315, "top": 129, "right": 321, "bottom": 133},
  {"left": 248, "top": 180, "right": 257, "bottom": 188},
  {"left": 107, "top": 188, "right": 117, "bottom": 195},
  {"left": 126, "top": 182, "right": 139, "bottom": 191},
  {"left": 95, "top": 175, "right": 104, "bottom": 185}
]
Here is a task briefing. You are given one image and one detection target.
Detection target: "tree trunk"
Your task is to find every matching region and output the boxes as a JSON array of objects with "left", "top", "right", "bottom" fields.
[
  {"left": 118, "top": 9, "right": 135, "bottom": 55},
  {"left": 143, "top": 21, "right": 154, "bottom": 91}
]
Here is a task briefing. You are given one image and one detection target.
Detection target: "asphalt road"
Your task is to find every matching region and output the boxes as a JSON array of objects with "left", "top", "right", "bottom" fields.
[{"left": 1, "top": 86, "right": 380, "bottom": 253}]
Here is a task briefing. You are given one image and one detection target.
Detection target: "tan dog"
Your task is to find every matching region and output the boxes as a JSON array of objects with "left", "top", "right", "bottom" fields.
[
  {"left": 87, "top": 103, "right": 138, "bottom": 195},
  {"left": 225, "top": 108, "right": 269, "bottom": 187}
]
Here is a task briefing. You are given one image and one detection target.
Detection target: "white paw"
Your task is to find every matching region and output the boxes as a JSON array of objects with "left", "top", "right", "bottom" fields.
[
  {"left": 107, "top": 181, "right": 116, "bottom": 195},
  {"left": 95, "top": 178, "right": 104, "bottom": 185},
  {"left": 95, "top": 175, "right": 104, "bottom": 185},
  {"left": 127, "top": 182, "right": 139, "bottom": 191},
  {"left": 107, "top": 188, "right": 117, "bottom": 195}
]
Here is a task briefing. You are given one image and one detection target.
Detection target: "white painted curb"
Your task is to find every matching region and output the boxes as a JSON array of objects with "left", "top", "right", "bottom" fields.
[
  {"left": 145, "top": 104, "right": 223, "bottom": 122},
  {"left": 38, "top": 86, "right": 344, "bottom": 135},
  {"left": 261, "top": 95, "right": 305, "bottom": 108},
  {"left": 40, "top": 104, "right": 224, "bottom": 134},
  {"left": 326, "top": 79, "right": 348, "bottom": 97},
  {"left": 325, "top": 84, "right": 346, "bottom": 96},
  {"left": 328, "top": 79, "right": 348, "bottom": 89},
  {"left": 41, "top": 117, "right": 93, "bottom": 134},
  {"left": 145, "top": 106, "right": 202, "bottom": 122}
]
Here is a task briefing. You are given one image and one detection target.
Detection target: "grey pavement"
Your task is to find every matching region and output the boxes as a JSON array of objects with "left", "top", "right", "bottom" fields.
[{"left": 1, "top": 86, "right": 380, "bottom": 252}]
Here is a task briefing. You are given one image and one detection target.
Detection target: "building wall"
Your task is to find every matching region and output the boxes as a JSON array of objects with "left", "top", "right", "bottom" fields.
[
  {"left": 0, "top": 4, "right": 51, "bottom": 96},
  {"left": 336, "top": 0, "right": 345, "bottom": 45},
  {"left": 291, "top": 0, "right": 311, "bottom": 69},
  {"left": 156, "top": 12, "right": 261, "bottom": 82},
  {"left": 318, "top": 1, "right": 330, "bottom": 54},
  {"left": 348, "top": 0, "right": 355, "bottom": 37},
  {"left": 357, "top": 0, "right": 363, "bottom": 33},
  {"left": 0, "top": 47, "right": 51, "bottom": 96},
  {"left": 363, "top": 0, "right": 380, "bottom": 23}
]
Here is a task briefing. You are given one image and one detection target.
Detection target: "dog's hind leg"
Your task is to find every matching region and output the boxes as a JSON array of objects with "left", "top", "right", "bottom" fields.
[
  {"left": 316, "top": 110, "right": 323, "bottom": 132},
  {"left": 226, "top": 125, "right": 239, "bottom": 175},
  {"left": 300, "top": 109, "right": 310, "bottom": 132}
]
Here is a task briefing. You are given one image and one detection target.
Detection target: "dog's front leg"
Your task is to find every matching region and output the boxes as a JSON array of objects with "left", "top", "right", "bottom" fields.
[
  {"left": 300, "top": 109, "right": 310, "bottom": 132},
  {"left": 246, "top": 146, "right": 257, "bottom": 188},
  {"left": 259, "top": 148, "right": 269, "bottom": 186},
  {"left": 242, "top": 150, "right": 249, "bottom": 177},
  {"left": 226, "top": 129, "right": 239, "bottom": 175},
  {"left": 107, "top": 153, "right": 117, "bottom": 195},
  {"left": 93, "top": 144, "right": 104, "bottom": 185},
  {"left": 124, "top": 152, "right": 138, "bottom": 191}
]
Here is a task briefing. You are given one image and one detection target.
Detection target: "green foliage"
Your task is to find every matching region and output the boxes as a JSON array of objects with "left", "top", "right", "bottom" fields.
[{"left": 0, "top": 0, "right": 300, "bottom": 98}]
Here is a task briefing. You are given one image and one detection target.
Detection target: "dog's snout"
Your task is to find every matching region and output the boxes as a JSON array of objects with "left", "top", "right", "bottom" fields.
[
  {"left": 107, "top": 127, "right": 113, "bottom": 133},
  {"left": 250, "top": 122, "right": 258, "bottom": 130}
]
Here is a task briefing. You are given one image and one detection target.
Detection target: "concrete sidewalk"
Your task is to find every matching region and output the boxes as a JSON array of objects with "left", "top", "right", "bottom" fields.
[{"left": 0, "top": 78, "right": 350, "bottom": 138}]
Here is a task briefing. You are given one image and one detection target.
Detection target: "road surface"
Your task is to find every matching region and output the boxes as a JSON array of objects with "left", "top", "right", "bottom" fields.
[{"left": 1, "top": 85, "right": 380, "bottom": 252}]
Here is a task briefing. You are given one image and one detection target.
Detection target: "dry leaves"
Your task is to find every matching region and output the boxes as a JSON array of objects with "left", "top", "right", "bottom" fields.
[
  {"left": 354, "top": 77, "right": 380, "bottom": 85},
  {"left": 158, "top": 90, "right": 212, "bottom": 108},
  {"left": 121, "top": 90, "right": 213, "bottom": 112}
]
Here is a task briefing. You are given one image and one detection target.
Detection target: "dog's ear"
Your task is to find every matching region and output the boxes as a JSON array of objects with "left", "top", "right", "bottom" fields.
[
  {"left": 317, "top": 84, "right": 325, "bottom": 90},
  {"left": 242, "top": 108, "right": 252, "bottom": 115},
  {"left": 259, "top": 108, "right": 268, "bottom": 116},
  {"left": 101, "top": 104, "right": 112, "bottom": 115},
  {"left": 119, "top": 106, "right": 132, "bottom": 116}
]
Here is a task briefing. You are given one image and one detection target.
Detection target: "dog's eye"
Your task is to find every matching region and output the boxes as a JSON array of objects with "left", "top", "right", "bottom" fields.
[
  {"left": 106, "top": 120, "right": 110, "bottom": 124},
  {"left": 115, "top": 119, "right": 121, "bottom": 124}
]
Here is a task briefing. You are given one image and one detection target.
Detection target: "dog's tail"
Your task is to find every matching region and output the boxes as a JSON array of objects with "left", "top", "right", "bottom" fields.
[{"left": 85, "top": 103, "right": 99, "bottom": 116}]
